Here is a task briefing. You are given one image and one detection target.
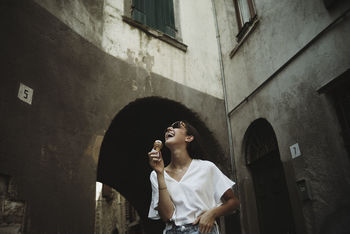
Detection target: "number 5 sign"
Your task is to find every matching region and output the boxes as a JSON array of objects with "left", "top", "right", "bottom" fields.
[{"left": 18, "top": 83, "right": 34, "bottom": 105}]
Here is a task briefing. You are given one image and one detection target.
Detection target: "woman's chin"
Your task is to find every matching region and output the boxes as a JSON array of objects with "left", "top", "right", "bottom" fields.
[{"left": 165, "top": 139, "right": 175, "bottom": 147}]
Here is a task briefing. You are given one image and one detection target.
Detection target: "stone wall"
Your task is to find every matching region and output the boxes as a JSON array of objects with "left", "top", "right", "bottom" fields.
[
  {"left": 0, "top": 0, "right": 230, "bottom": 233},
  {"left": 95, "top": 184, "right": 143, "bottom": 234},
  {"left": 0, "top": 174, "right": 26, "bottom": 234},
  {"left": 214, "top": 0, "right": 350, "bottom": 233}
]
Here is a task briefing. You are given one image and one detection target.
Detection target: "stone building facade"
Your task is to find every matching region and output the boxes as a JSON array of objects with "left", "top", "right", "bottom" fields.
[
  {"left": 95, "top": 183, "right": 143, "bottom": 234},
  {"left": 1, "top": 0, "right": 349, "bottom": 233},
  {"left": 213, "top": 0, "right": 350, "bottom": 233},
  {"left": 0, "top": 174, "right": 26, "bottom": 234},
  {"left": 1, "top": 0, "right": 232, "bottom": 233}
]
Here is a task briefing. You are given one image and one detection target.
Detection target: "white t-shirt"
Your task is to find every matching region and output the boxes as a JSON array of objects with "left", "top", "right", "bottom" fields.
[{"left": 148, "top": 159, "right": 235, "bottom": 226}]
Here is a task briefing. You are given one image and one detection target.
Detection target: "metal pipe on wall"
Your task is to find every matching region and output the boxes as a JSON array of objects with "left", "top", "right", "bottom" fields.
[{"left": 210, "top": 0, "right": 238, "bottom": 185}]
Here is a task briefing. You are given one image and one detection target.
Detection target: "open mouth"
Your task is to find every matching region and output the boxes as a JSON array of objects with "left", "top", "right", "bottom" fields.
[{"left": 165, "top": 131, "right": 175, "bottom": 139}]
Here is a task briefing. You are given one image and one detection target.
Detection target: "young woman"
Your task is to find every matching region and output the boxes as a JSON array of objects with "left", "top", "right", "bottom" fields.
[{"left": 148, "top": 121, "right": 240, "bottom": 234}]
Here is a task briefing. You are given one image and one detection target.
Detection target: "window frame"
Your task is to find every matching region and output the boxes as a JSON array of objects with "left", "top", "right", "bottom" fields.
[
  {"left": 318, "top": 69, "right": 350, "bottom": 158},
  {"left": 233, "top": 0, "right": 257, "bottom": 41},
  {"left": 123, "top": 0, "right": 187, "bottom": 51},
  {"left": 131, "top": 0, "right": 176, "bottom": 38}
]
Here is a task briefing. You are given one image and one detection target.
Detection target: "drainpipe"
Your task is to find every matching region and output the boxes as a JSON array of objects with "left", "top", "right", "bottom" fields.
[{"left": 210, "top": 0, "right": 238, "bottom": 184}]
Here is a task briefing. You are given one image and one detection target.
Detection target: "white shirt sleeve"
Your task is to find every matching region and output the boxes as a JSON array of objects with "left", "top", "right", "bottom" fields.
[
  {"left": 148, "top": 171, "right": 160, "bottom": 220},
  {"left": 211, "top": 163, "right": 235, "bottom": 205},
  {"left": 148, "top": 171, "right": 177, "bottom": 221}
]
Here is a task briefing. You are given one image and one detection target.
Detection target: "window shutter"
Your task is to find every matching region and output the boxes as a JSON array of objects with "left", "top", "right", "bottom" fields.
[
  {"left": 154, "top": 0, "right": 175, "bottom": 37},
  {"left": 132, "top": 0, "right": 146, "bottom": 24},
  {"left": 155, "top": 0, "right": 165, "bottom": 33},
  {"left": 164, "top": 0, "right": 176, "bottom": 37},
  {"left": 133, "top": 0, "right": 175, "bottom": 37},
  {"left": 145, "top": 0, "right": 157, "bottom": 29}
]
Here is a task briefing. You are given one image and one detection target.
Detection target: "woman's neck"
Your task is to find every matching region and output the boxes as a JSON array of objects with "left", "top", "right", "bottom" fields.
[{"left": 169, "top": 149, "right": 192, "bottom": 169}]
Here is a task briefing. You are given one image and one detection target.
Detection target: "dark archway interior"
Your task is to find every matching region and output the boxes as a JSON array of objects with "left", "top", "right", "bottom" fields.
[
  {"left": 243, "top": 118, "right": 296, "bottom": 234},
  {"left": 244, "top": 118, "right": 279, "bottom": 165},
  {"left": 97, "top": 96, "right": 224, "bottom": 233}
]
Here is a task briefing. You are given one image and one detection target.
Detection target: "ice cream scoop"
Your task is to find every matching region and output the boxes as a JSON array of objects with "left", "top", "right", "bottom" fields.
[{"left": 153, "top": 140, "right": 163, "bottom": 152}]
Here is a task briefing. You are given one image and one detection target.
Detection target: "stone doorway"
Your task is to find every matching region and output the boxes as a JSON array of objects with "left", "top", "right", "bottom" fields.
[{"left": 244, "top": 118, "right": 295, "bottom": 234}]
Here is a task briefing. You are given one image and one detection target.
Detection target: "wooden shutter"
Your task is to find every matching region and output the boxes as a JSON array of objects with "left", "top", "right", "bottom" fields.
[
  {"left": 153, "top": 0, "right": 175, "bottom": 37},
  {"left": 155, "top": 0, "right": 165, "bottom": 33},
  {"left": 132, "top": 0, "right": 146, "bottom": 24},
  {"left": 164, "top": 0, "right": 176, "bottom": 37},
  {"left": 133, "top": 0, "right": 175, "bottom": 37},
  {"left": 145, "top": 0, "right": 157, "bottom": 29}
]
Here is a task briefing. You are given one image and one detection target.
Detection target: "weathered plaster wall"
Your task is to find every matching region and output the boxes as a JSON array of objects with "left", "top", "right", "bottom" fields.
[
  {"left": 0, "top": 1, "right": 229, "bottom": 233},
  {"left": 33, "top": 0, "right": 224, "bottom": 99},
  {"left": 216, "top": 0, "right": 350, "bottom": 111},
  {"left": 32, "top": 0, "right": 104, "bottom": 46},
  {"left": 213, "top": 0, "right": 350, "bottom": 233},
  {"left": 218, "top": 6, "right": 350, "bottom": 234}
]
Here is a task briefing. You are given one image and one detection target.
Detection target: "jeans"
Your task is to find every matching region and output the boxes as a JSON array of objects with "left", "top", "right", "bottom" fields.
[{"left": 164, "top": 222, "right": 219, "bottom": 234}]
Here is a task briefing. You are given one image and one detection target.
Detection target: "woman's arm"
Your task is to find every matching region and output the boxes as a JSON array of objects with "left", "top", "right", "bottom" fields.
[
  {"left": 156, "top": 171, "right": 175, "bottom": 221},
  {"left": 149, "top": 151, "right": 175, "bottom": 221},
  {"left": 193, "top": 189, "right": 240, "bottom": 233},
  {"left": 213, "top": 189, "right": 240, "bottom": 217}
]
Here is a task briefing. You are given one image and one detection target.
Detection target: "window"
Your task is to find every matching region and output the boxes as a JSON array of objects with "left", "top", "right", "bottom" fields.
[
  {"left": 323, "top": 0, "right": 340, "bottom": 9},
  {"left": 318, "top": 69, "right": 350, "bottom": 158},
  {"left": 328, "top": 72, "right": 350, "bottom": 157},
  {"left": 233, "top": 0, "right": 257, "bottom": 41},
  {"left": 132, "top": 0, "right": 176, "bottom": 37}
]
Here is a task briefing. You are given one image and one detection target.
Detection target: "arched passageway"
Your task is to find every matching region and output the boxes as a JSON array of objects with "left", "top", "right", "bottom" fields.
[
  {"left": 97, "top": 96, "right": 225, "bottom": 233},
  {"left": 244, "top": 118, "right": 295, "bottom": 234}
]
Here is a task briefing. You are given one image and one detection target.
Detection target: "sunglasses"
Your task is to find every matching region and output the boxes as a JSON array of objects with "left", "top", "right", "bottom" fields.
[
  {"left": 170, "top": 121, "right": 186, "bottom": 129},
  {"left": 164, "top": 121, "right": 186, "bottom": 134}
]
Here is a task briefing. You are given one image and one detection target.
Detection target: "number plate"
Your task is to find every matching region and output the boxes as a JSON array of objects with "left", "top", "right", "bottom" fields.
[
  {"left": 290, "top": 143, "right": 301, "bottom": 159},
  {"left": 18, "top": 83, "right": 34, "bottom": 105}
]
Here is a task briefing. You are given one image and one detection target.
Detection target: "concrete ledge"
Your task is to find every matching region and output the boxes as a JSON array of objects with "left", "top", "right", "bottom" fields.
[{"left": 122, "top": 16, "right": 188, "bottom": 52}]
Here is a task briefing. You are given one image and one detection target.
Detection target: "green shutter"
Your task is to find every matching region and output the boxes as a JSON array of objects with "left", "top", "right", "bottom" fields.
[
  {"left": 145, "top": 0, "right": 157, "bottom": 29},
  {"left": 164, "top": 0, "right": 175, "bottom": 37},
  {"left": 154, "top": 0, "right": 165, "bottom": 33},
  {"left": 133, "top": 0, "right": 175, "bottom": 37},
  {"left": 132, "top": 0, "right": 146, "bottom": 24}
]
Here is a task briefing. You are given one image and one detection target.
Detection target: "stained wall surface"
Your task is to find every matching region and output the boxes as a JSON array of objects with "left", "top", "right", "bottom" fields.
[
  {"left": 33, "top": 0, "right": 224, "bottom": 99},
  {"left": 214, "top": 0, "right": 350, "bottom": 233},
  {"left": 0, "top": 0, "right": 230, "bottom": 233}
]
